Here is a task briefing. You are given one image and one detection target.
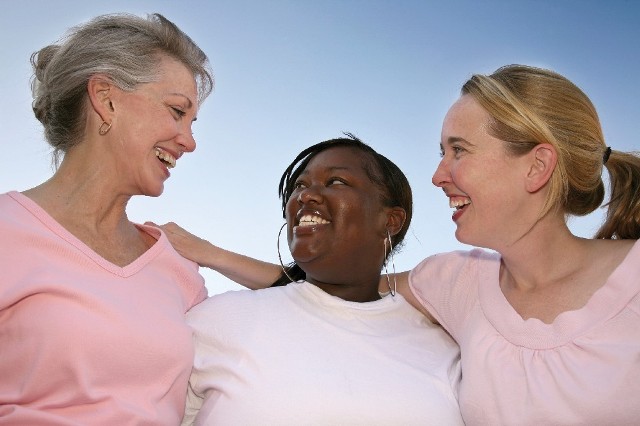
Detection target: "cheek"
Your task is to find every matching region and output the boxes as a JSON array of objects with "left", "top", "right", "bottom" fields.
[
  {"left": 342, "top": 200, "right": 380, "bottom": 231},
  {"left": 451, "top": 158, "right": 501, "bottom": 191},
  {"left": 285, "top": 197, "right": 297, "bottom": 221},
  {"left": 157, "top": 117, "right": 180, "bottom": 137},
  {"left": 122, "top": 110, "right": 157, "bottom": 141},
  {"left": 449, "top": 161, "right": 473, "bottom": 189}
]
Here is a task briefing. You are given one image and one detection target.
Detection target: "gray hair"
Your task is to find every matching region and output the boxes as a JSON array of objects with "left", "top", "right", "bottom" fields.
[{"left": 31, "top": 13, "right": 214, "bottom": 165}]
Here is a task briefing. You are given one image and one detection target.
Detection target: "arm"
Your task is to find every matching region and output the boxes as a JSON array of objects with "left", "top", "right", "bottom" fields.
[
  {"left": 150, "top": 222, "right": 280, "bottom": 290},
  {"left": 380, "top": 271, "right": 437, "bottom": 323},
  {"left": 180, "top": 381, "right": 203, "bottom": 426}
]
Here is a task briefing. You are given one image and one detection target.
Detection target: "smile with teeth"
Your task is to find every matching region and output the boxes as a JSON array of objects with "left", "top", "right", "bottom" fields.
[
  {"left": 155, "top": 148, "right": 176, "bottom": 169},
  {"left": 449, "top": 198, "right": 471, "bottom": 210},
  {"left": 298, "top": 214, "right": 331, "bottom": 227}
]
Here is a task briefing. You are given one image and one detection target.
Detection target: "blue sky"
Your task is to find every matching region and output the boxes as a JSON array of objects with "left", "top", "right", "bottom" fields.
[{"left": 2, "top": 0, "right": 639, "bottom": 294}]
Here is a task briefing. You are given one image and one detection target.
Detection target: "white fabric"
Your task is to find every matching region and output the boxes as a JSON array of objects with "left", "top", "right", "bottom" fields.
[{"left": 182, "top": 282, "right": 463, "bottom": 426}]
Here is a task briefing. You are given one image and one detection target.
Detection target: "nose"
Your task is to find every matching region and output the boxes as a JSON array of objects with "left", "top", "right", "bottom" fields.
[
  {"left": 431, "top": 157, "right": 450, "bottom": 188},
  {"left": 177, "top": 125, "right": 197, "bottom": 153},
  {"left": 297, "top": 184, "right": 323, "bottom": 205}
]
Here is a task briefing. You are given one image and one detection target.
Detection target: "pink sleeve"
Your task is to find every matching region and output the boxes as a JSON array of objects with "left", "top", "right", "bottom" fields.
[
  {"left": 190, "top": 284, "right": 208, "bottom": 308},
  {"left": 175, "top": 259, "right": 207, "bottom": 310},
  {"left": 408, "top": 250, "right": 485, "bottom": 341},
  {"left": 146, "top": 223, "right": 208, "bottom": 311}
]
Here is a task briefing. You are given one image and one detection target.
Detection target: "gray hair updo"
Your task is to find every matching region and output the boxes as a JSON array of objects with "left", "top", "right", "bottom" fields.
[{"left": 31, "top": 13, "right": 214, "bottom": 165}]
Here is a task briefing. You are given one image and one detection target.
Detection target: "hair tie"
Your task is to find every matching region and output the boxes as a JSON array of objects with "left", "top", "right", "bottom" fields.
[{"left": 603, "top": 146, "right": 612, "bottom": 165}]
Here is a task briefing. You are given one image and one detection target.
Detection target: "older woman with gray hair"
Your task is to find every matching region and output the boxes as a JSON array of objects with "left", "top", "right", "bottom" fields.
[{"left": 0, "top": 13, "right": 213, "bottom": 424}]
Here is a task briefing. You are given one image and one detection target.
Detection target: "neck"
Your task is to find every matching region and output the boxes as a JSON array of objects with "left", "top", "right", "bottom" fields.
[
  {"left": 306, "top": 274, "right": 382, "bottom": 303},
  {"left": 23, "top": 159, "right": 132, "bottom": 236},
  {"left": 498, "top": 214, "right": 584, "bottom": 291}
]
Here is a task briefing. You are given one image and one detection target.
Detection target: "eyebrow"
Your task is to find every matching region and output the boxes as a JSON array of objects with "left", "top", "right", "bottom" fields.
[
  {"left": 444, "top": 136, "right": 470, "bottom": 145},
  {"left": 171, "top": 93, "right": 194, "bottom": 107},
  {"left": 441, "top": 136, "right": 472, "bottom": 147},
  {"left": 298, "top": 165, "right": 352, "bottom": 176}
]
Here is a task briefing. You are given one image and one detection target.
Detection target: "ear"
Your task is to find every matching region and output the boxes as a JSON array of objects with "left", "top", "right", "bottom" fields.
[
  {"left": 385, "top": 206, "right": 407, "bottom": 237},
  {"left": 87, "top": 75, "right": 116, "bottom": 123},
  {"left": 525, "top": 143, "right": 557, "bottom": 193}
]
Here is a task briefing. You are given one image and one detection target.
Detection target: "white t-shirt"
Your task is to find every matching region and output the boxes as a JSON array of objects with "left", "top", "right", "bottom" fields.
[{"left": 182, "top": 282, "right": 463, "bottom": 425}]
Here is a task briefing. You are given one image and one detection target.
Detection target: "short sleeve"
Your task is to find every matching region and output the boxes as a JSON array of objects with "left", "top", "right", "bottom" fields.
[{"left": 409, "top": 249, "right": 497, "bottom": 341}]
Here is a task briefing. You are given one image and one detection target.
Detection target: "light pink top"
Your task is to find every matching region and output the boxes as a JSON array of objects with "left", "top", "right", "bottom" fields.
[
  {"left": 409, "top": 242, "right": 640, "bottom": 425},
  {"left": 0, "top": 191, "right": 207, "bottom": 425}
]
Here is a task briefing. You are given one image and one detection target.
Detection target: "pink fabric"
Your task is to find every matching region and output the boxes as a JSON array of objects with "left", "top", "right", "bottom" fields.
[
  {"left": 0, "top": 191, "right": 207, "bottom": 425},
  {"left": 409, "top": 243, "right": 640, "bottom": 426}
]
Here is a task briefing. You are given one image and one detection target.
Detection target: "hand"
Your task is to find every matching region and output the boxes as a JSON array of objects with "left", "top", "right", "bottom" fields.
[
  {"left": 146, "top": 221, "right": 282, "bottom": 289},
  {"left": 146, "top": 221, "right": 216, "bottom": 266}
]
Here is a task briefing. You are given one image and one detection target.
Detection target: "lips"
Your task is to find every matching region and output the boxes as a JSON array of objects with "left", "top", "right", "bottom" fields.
[
  {"left": 449, "top": 196, "right": 471, "bottom": 221},
  {"left": 155, "top": 147, "right": 177, "bottom": 168},
  {"left": 298, "top": 214, "right": 330, "bottom": 227},
  {"left": 449, "top": 196, "right": 470, "bottom": 209},
  {"left": 294, "top": 209, "right": 331, "bottom": 232}
]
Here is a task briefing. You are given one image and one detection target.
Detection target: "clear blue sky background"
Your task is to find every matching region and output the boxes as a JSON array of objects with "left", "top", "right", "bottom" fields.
[{"left": 1, "top": 0, "right": 638, "bottom": 294}]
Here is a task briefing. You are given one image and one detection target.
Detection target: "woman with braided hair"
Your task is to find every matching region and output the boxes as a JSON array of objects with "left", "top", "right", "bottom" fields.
[{"left": 165, "top": 135, "right": 463, "bottom": 425}]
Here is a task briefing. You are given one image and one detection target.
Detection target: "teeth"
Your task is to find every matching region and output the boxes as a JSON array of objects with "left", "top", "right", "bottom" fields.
[
  {"left": 155, "top": 148, "right": 176, "bottom": 168},
  {"left": 449, "top": 198, "right": 471, "bottom": 210},
  {"left": 298, "top": 214, "right": 330, "bottom": 227}
]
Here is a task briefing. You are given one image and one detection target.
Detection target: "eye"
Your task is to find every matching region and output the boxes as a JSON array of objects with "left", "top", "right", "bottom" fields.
[
  {"left": 293, "top": 180, "right": 307, "bottom": 190},
  {"left": 452, "top": 145, "right": 466, "bottom": 156},
  {"left": 442, "top": 144, "right": 466, "bottom": 158},
  {"left": 327, "top": 178, "right": 346, "bottom": 186},
  {"left": 171, "top": 107, "right": 186, "bottom": 118}
]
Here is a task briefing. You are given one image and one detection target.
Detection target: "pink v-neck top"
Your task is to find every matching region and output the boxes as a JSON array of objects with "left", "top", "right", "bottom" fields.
[
  {"left": 409, "top": 243, "right": 640, "bottom": 425},
  {"left": 0, "top": 191, "right": 207, "bottom": 425}
]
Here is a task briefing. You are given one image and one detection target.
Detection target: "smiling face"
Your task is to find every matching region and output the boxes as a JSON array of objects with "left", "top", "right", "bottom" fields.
[
  {"left": 107, "top": 55, "right": 199, "bottom": 197},
  {"left": 285, "top": 146, "right": 391, "bottom": 296},
  {"left": 433, "top": 95, "right": 536, "bottom": 250}
]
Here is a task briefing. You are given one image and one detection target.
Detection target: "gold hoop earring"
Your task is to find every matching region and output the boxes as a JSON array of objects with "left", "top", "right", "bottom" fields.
[
  {"left": 98, "top": 121, "right": 112, "bottom": 135},
  {"left": 277, "top": 222, "right": 303, "bottom": 283},
  {"left": 383, "top": 230, "right": 397, "bottom": 297}
]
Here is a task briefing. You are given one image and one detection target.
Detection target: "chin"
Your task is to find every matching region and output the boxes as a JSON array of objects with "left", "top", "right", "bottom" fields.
[
  {"left": 145, "top": 184, "right": 165, "bottom": 198},
  {"left": 290, "top": 254, "right": 316, "bottom": 266},
  {"left": 454, "top": 228, "right": 466, "bottom": 244},
  {"left": 457, "top": 233, "right": 495, "bottom": 251},
  {"left": 290, "top": 248, "right": 320, "bottom": 266},
  {"left": 455, "top": 229, "right": 478, "bottom": 247}
]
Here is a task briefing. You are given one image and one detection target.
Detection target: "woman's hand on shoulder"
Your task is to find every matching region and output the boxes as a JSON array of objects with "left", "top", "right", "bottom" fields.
[
  {"left": 145, "top": 221, "right": 281, "bottom": 290},
  {"left": 147, "top": 221, "right": 217, "bottom": 267}
]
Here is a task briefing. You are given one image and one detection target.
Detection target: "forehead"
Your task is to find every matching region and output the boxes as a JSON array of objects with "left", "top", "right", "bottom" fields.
[
  {"left": 442, "top": 95, "right": 491, "bottom": 137},
  {"left": 153, "top": 55, "right": 198, "bottom": 103},
  {"left": 303, "top": 146, "right": 371, "bottom": 174}
]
